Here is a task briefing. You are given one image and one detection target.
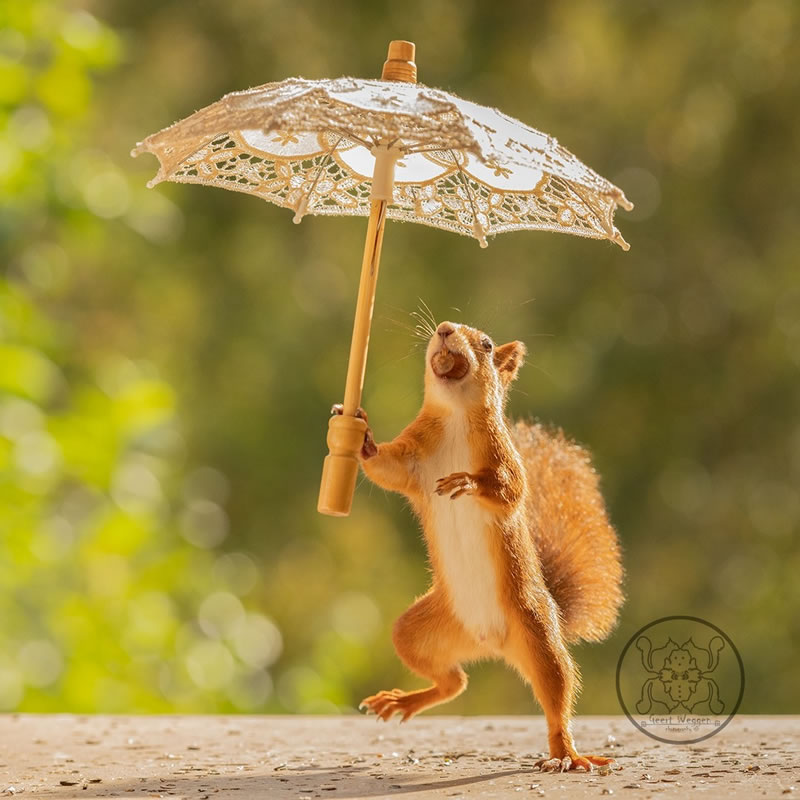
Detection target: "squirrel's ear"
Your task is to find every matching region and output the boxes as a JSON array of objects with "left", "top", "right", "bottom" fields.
[{"left": 494, "top": 341, "right": 526, "bottom": 386}]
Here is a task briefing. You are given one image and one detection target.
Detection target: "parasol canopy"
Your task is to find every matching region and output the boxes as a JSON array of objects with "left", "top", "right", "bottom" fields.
[
  {"left": 133, "top": 70, "right": 632, "bottom": 250},
  {"left": 132, "top": 41, "right": 632, "bottom": 517}
]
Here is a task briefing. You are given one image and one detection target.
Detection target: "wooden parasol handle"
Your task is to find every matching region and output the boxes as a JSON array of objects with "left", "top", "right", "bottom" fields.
[{"left": 317, "top": 41, "right": 417, "bottom": 517}]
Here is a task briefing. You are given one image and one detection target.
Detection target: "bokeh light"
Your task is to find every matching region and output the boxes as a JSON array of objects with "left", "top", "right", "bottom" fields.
[{"left": 1, "top": 0, "right": 798, "bottom": 717}]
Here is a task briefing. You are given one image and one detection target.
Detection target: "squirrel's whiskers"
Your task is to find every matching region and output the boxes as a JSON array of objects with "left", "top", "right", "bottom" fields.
[
  {"left": 379, "top": 311, "right": 427, "bottom": 342},
  {"left": 415, "top": 298, "right": 438, "bottom": 334}
]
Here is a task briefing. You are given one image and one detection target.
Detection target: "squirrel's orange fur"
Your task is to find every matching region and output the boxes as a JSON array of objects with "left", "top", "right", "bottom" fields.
[{"left": 349, "top": 321, "right": 623, "bottom": 772}]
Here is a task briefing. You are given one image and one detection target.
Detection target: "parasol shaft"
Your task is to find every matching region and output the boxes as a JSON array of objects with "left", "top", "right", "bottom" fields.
[
  {"left": 317, "top": 48, "right": 412, "bottom": 517},
  {"left": 317, "top": 198, "right": 388, "bottom": 516},
  {"left": 343, "top": 199, "right": 388, "bottom": 415}
]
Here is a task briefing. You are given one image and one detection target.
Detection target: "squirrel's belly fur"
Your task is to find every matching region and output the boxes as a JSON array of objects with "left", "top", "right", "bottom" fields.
[{"left": 420, "top": 410, "right": 506, "bottom": 642}]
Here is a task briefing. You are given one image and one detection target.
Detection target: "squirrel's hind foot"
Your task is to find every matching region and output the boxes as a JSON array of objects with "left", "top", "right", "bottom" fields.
[
  {"left": 359, "top": 686, "right": 446, "bottom": 723},
  {"left": 359, "top": 688, "right": 417, "bottom": 722},
  {"left": 534, "top": 753, "right": 614, "bottom": 773}
]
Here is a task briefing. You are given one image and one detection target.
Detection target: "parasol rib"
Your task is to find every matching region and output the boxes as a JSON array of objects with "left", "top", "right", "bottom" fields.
[
  {"left": 293, "top": 132, "right": 345, "bottom": 223},
  {"left": 449, "top": 149, "right": 488, "bottom": 248}
]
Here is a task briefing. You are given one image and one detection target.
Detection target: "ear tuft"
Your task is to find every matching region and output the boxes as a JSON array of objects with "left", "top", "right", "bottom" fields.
[{"left": 493, "top": 340, "right": 526, "bottom": 386}]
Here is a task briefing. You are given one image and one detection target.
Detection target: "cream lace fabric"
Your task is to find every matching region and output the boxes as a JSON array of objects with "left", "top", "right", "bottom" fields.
[{"left": 132, "top": 78, "right": 632, "bottom": 249}]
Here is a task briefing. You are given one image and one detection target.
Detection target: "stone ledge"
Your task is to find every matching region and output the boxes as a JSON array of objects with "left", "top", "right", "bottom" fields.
[{"left": 1, "top": 715, "right": 798, "bottom": 798}]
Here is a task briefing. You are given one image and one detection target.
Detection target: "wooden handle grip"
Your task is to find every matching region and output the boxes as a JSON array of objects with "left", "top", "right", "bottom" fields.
[{"left": 317, "top": 414, "right": 368, "bottom": 516}]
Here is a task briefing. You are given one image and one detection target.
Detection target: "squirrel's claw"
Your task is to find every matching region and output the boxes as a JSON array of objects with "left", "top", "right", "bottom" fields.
[
  {"left": 361, "top": 431, "right": 378, "bottom": 460},
  {"left": 435, "top": 472, "right": 477, "bottom": 499},
  {"left": 330, "top": 404, "right": 369, "bottom": 424},
  {"left": 359, "top": 688, "right": 421, "bottom": 723},
  {"left": 534, "top": 756, "right": 572, "bottom": 773},
  {"left": 533, "top": 753, "right": 614, "bottom": 773}
]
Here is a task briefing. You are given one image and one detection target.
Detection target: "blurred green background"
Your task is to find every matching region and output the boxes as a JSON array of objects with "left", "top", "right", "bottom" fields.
[{"left": 1, "top": 0, "right": 798, "bottom": 716}]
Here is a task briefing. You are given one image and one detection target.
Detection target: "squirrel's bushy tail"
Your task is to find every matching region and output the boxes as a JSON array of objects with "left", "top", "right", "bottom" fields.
[{"left": 512, "top": 421, "right": 624, "bottom": 643}]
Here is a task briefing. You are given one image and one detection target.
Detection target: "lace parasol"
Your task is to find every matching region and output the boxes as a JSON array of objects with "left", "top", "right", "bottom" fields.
[{"left": 132, "top": 41, "right": 633, "bottom": 516}]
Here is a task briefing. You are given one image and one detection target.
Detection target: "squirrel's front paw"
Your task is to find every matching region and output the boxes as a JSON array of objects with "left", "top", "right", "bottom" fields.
[
  {"left": 435, "top": 472, "right": 477, "bottom": 499},
  {"left": 330, "top": 404, "right": 376, "bottom": 460}
]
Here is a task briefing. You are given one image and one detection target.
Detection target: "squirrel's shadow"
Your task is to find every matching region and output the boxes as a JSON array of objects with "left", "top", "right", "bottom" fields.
[{"left": 72, "top": 765, "right": 533, "bottom": 798}]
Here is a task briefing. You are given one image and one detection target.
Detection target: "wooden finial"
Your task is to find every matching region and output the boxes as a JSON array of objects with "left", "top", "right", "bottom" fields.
[{"left": 381, "top": 40, "right": 417, "bottom": 83}]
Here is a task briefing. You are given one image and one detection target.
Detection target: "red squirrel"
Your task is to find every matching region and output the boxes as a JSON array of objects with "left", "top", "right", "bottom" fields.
[{"left": 335, "top": 321, "right": 623, "bottom": 772}]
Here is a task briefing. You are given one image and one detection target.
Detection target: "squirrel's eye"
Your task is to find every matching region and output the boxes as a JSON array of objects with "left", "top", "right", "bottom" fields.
[{"left": 481, "top": 337, "right": 493, "bottom": 352}]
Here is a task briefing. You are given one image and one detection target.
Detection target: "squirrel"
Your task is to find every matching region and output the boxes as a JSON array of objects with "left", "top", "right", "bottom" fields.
[{"left": 335, "top": 320, "right": 624, "bottom": 772}]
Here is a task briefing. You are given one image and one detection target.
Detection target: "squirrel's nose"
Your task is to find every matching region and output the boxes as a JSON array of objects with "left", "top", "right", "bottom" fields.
[{"left": 437, "top": 322, "right": 455, "bottom": 339}]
